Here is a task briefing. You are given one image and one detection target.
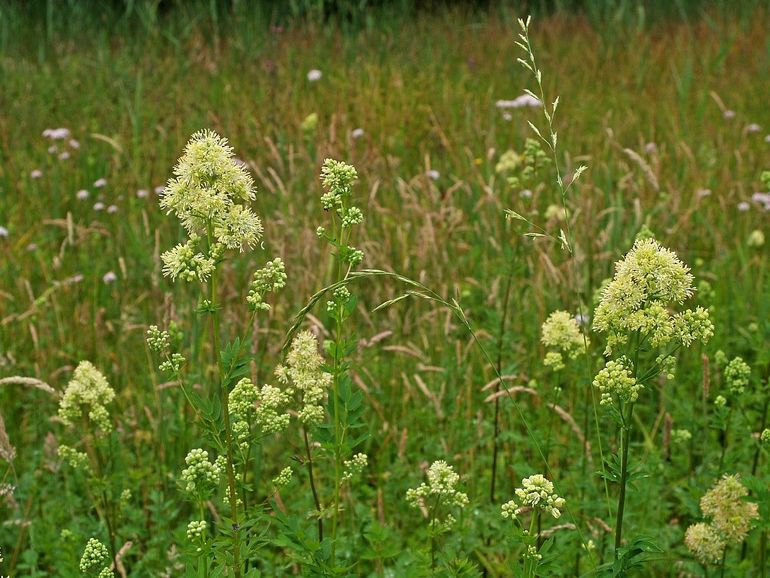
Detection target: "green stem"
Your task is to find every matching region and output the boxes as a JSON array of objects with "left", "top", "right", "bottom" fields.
[
  {"left": 614, "top": 402, "right": 634, "bottom": 555},
  {"left": 207, "top": 242, "right": 242, "bottom": 578},
  {"left": 303, "top": 427, "right": 324, "bottom": 541}
]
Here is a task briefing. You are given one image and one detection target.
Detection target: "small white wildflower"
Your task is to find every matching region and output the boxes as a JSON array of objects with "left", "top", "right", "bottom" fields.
[
  {"left": 43, "top": 127, "right": 71, "bottom": 140},
  {"left": 69, "top": 139, "right": 80, "bottom": 149},
  {"left": 746, "top": 123, "right": 761, "bottom": 133},
  {"left": 94, "top": 178, "right": 107, "bottom": 188},
  {"left": 495, "top": 94, "right": 542, "bottom": 109},
  {"left": 737, "top": 201, "right": 750, "bottom": 212},
  {"left": 30, "top": 169, "right": 43, "bottom": 179},
  {"left": 425, "top": 169, "right": 440, "bottom": 180},
  {"left": 644, "top": 142, "right": 657, "bottom": 154},
  {"left": 58, "top": 151, "right": 70, "bottom": 160},
  {"left": 102, "top": 271, "right": 117, "bottom": 284},
  {"left": 723, "top": 109, "right": 736, "bottom": 120},
  {"left": 307, "top": 69, "right": 322, "bottom": 82},
  {"left": 0, "top": 226, "right": 8, "bottom": 238},
  {"left": 351, "top": 127, "right": 365, "bottom": 139},
  {"left": 107, "top": 204, "right": 118, "bottom": 214},
  {"left": 137, "top": 189, "right": 149, "bottom": 198},
  {"left": 77, "top": 189, "right": 90, "bottom": 200},
  {"left": 93, "top": 202, "right": 105, "bottom": 211},
  {"left": 519, "top": 188, "right": 533, "bottom": 198},
  {"left": 696, "top": 188, "right": 712, "bottom": 198}
]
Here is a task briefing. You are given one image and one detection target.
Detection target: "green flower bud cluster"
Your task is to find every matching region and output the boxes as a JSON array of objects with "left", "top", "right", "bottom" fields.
[
  {"left": 80, "top": 538, "right": 111, "bottom": 575},
  {"left": 724, "top": 357, "right": 750, "bottom": 395},
  {"left": 247, "top": 258, "right": 287, "bottom": 311},
  {"left": 58, "top": 445, "right": 90, "bottom": 471},
  {"left": 272, "top": 466, "right": 293, "bottom": 489},
  {"left": 186, "top": 520, "right": 207, "bottom": 541},
  {"left": 319, "top": 159, "right": 365, "bottom": 267},
  {"left": 180, "top": 448, "right": 222, "bottom": 498},
  {"left": 671, "top": 429, "right": 692, "bottom": 444},
  {"left": 146, "top": 325, "right": 186, "bottom": 374},
  {"left": 501, "top": 500, "right": 519, "bottom": 521},
  {"left": 593, "top": 359, "right": 642, "bottom": 406}
]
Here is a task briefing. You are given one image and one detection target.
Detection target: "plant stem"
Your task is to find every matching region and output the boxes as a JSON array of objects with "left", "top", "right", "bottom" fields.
[
  {"left": 208, "top": 262, "right": 242, "bottom": 578},
  {"left": 614, "top": 402, "right": 634, "bottom": 554},
  {"left": 303, "top": 427, "right": 323, "bottom": 541}
]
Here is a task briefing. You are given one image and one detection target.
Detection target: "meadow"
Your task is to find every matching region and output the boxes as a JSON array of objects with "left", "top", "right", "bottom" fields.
[{"left": 1, "top": 1, "right": 769, "bottom": 576}]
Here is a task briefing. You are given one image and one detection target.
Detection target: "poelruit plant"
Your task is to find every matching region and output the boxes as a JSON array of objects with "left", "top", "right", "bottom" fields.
[{"left": 592, "top": 237, "right": 714, "bottom": 571}]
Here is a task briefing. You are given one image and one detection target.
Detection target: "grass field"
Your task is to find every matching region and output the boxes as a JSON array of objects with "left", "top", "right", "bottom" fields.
[{"left": 1, "top": 2, "right": 769, "bottom": 576}]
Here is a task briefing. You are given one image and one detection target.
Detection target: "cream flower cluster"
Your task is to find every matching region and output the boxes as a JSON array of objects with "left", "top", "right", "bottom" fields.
[
  {"left": 685, "top": 475, "right": 759, "bottom": 564},
  {"left": 593, "top": 239, "right": 713, "bottom": 355},
  {"left": 512, "top": 474, "right": 566, "bottom": 519},
  {"left": 684, "top": 523, "right": 724, "bottom": 565},
  {"left": 229, "top": 377, "right": 290, "bottom": 450},
  {"left": 406, "top": 460, "right": 469, "bottom": 527},
  {"left": 58, "top": 361, "right": 115, "bottom": 432},
  {"left": 276, "top": 331, "right": 332, "bottom": 425},
  {"left": 541, "top": 310, "right": 588, "bottom": 370},
  {"left": 159, "top": 130, "right": 262, "bottom": 282}
]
